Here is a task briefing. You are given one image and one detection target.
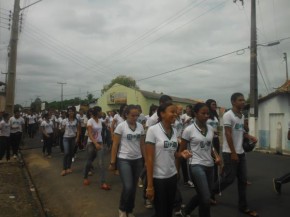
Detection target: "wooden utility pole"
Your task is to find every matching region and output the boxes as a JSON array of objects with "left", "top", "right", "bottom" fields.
[
  {"left": 57, "top": 82, "right": 66, "bottom": 110},
  {"left": 250, "top": 0, "right": 258, "bottom": 119},
  {"left": 5, "top": 0, "right": 20, "bottom": 114},
  {"left": 5, "top": 0, "right": 42, "bottom": 114},
  {"left": 283, "top": 53, "right": 289, "bottom": 81}
]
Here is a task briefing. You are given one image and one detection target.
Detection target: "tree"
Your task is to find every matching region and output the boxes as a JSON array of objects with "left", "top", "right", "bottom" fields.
[
  {"left": 14, "top": 104, "right": 23, "bottom": 112},
  {"left": 30, "top": 97, "right": 42, "bottom": 112},
  {"left": 101, "top": 75, "right": 139, "bottom": 94},
  {"left": 87, "top": 93, "right": 94, "bottom": 103}
]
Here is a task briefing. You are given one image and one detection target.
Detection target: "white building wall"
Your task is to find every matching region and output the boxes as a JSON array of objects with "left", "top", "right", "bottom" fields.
[{"left": 258, "top": 94, "right": 290, "bottom": 153}]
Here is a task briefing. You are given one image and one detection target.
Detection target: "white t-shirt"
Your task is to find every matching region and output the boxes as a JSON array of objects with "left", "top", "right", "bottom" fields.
[
  {"left": 62, "top": 118, "right": 78, "bottom": 138},
  {"left": 173, "top": 116, "right": 183, "bottom": 138},
  {"left": 9, "top": 116, "right": 25, "bottom": 133},
  {"left": 145, "top": 112, "right": 158, "bottom": 127},
  {"left": 87, "top": 118, "right": 103, "bottom": 143},
  {"left": 78, "top": 114, "right": 88, "bottom": 128},
  {"left": 27, "top": 115, "right": 36, "bottom": 124},
  {"left": 114, "top": 121, "right": 145, "bottom": 160},
  {"left": 137, "top": 113, "right": 147, "bottom": 125},
  {"left": 0, "top": 120, "right": 10, "bottom": 137},
  {"left": 41, "top": 120, "right": 54, "bottom": 134},
  {"left": 181, "top": 113, "right": 193, "bottom": 129},
  {"left": 207, "top": 116, "right": 219, "bottom": 137},
  {"left": 222, "top": 110, "right": 244, "bottom": 154},
  {"left": 113, "top": 114, "right": 125, "bottom": 127},
  {"left": 145, "top": 123, "right": 178, "bottom": 179},
  {"left": 182, "top": 122, "right": 214, "bottom": 167}
]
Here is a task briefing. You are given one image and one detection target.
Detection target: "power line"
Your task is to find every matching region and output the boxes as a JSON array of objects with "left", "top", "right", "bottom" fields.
[
  {"left": 104, "top": 0, "right": 228, "bottom": 67},
  {"left": 97, "top": 0, "right": 207, "bottom": 65}
]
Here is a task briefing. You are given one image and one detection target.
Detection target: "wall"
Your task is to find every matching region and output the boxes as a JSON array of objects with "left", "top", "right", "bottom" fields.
[{"left": 258, "top": 94, "right": 290, "bottom": 153}]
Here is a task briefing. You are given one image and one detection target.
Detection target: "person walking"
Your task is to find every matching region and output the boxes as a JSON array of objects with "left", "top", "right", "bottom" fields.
[
  {"left": 206, "top": 99, "right": 220, "bottom": 183},
  {"left": 61, "top": 107, "right": 80, "bottom": 176},
  {"left": 273, "top": 120, "right": 290, "bottom": 194},
  {"left": 178, "top": 103, "right": 221, "bottom": 217},
  {"left": 0, "top": 112, "right": 11, "bottom": 162},
  {"left": 9, "top": 110, "right": 25, "bottom": 159},
  {"left": 41, "top": 113, "right": 54, "bottom": 158},
  {"left": 109, "top": 105, "right": 146, "bottom": 217},
  {"left": 211, "top": 93, "right": 258, "bottom": 217},
  {"left": 83, "top": 106, "right": 110, "bottom": 190},
  {"left": 145, "top": 102, "right": 191, "bottom": 217}
]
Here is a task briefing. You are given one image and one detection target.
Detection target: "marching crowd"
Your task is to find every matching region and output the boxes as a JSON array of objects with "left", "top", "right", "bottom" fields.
[{"left": 3, "top": 92, "right": 290, "bottom": 217}]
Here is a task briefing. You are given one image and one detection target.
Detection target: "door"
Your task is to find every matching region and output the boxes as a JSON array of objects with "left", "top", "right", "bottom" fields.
[{"left": 269, "top": 113, "right": 284, "bottom": 154}]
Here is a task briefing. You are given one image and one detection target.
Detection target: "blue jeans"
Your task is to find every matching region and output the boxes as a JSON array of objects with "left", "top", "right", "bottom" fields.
[
  {"left": 184, "top": 165, "right": 214, "bottom": 217},
  {"left": 117, "top": 158, "right": 143, "bottom": 213},
  {"left": 63, "top": 137, "right": 75, "bottom": 170},
  {"left": 84, "top": 142, "right": 106, "bottom": 183},
  {"left": 212, "top": 153, "right": 248, "bottom": 211}
]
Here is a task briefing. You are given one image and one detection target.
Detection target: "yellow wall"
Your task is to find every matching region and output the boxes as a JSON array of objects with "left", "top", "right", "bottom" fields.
[{"left": 97, "top": 83, "right": 194, "bottom": 115}]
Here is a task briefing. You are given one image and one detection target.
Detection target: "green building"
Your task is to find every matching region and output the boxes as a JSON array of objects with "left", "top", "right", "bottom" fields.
[{"left": 97, "top": 83, "right": 199, "bottom": 115}]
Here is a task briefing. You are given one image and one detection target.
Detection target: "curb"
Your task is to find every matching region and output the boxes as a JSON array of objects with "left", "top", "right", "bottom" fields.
[{"left": 19, "top": 151, "right": 47, "bottom": 217}]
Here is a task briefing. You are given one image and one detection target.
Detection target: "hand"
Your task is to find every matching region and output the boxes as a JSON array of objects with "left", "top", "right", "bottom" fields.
[
  {"left": 180, "top": 150, "right": 192, "bottom": 159},
  {"left": 108, "top": 163, "right": 116, "bottom": 171},
  {"left": 249, "top": 136, "right": 258, "bottom": 143},
  {"left": 214, "top": 155, "right": 222, "bottom": 165},
  {"left": 230, "top": 152, "right": 239, "bottom": 162},
  {"left": 146, "top": 188, "right": 154, "bottom": 201},
  {"left": 95, "top": 143, "right": 102, "bottom": 150}
]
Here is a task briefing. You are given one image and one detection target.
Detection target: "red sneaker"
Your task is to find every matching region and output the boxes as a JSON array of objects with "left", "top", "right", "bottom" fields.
[
  {"left": 83, "top": 179, "right": 90, "bottom": 186},
  {"left": 100, "top": 183, "right": 111, "bottom": 190}
]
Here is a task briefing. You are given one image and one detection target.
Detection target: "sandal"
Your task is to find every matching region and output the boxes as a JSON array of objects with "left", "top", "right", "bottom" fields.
[
  {"left": 210, "top": 198, "right": 217, "bottom": 206},
  {"left": 240, "top": 209, "right": 259, "bottom": 217},
  {"left": 83, "top": 179, "right": 90, "bottom": 186}
]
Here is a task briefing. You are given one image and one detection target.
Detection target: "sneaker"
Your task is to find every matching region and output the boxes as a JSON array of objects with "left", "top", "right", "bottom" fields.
[
  {"left": 83, "top": 179, "right": 90, "bottom": 186},
  {"left": 273, "top": 178, "right": 281, "bottom": 194},
  {"left": 145, "top": 199, "right": 153, "bottom": 209},
  {"left": 184, "top": 180, "right": 194, "bottom": 188},
  {"left": 13, "top": 155, "right": 17, "bottom": 159},
  {"left": 174, "top": 209, "right": 183, "bottom": 216},
  {"left": 60, "top": 170, "right": 66, "bottom": 176},
  {"left": 88, "top": 171, "right": 93, "bottom": 176},
  {"left": 118, "top": 209, "right": 126, "bottom": 217},
  {"left": 127, "top": 213, "right": 135, "bottom": 217},
  {"left": 47, "top": 155, "right": 52, "bottom": 159},
  {"left": 138, "top": 178, "right": 143, "bottom": 188},
  {"left": 72, "top": 157, "right": 75, "bottom": 162},
  {"left": 100, "top": 183, "right": 111, "bottom": 190}
]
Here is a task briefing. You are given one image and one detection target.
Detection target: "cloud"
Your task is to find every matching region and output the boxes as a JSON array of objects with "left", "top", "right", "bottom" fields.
[{"left": 0, "top": 0, "right": 289, "bottom": 109}]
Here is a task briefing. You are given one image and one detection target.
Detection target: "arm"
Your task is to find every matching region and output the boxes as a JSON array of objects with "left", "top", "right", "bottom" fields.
[
  {"left": 76, "top": 122, "right": 81, "bottom": 142},
  {"left": 145, "top": 143, "right": 155, "bottom": 201},
  {"left": 109, "top": 134, "right": 121, "bottom": 170},
  {"left": 224, "top": 126, "right": 238, "bottom": 161},
  {"left": 211, "top": 147, "right": 221, "bottom": 165},
  {"left": 110, "top": 119, "right": 116, "bottom": 138},
  {"left": 140, "top": 135, "right": 146, "bottom": 164}
]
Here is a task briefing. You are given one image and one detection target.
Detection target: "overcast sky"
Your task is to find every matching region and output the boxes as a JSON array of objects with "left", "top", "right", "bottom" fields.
[{"left": 0, "top": 0, "right": 290, "bottom": 109}]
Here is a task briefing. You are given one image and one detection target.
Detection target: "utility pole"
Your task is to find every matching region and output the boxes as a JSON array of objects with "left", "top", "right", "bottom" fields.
[
  {"left": 5, "top": 0, "right": 20, "bottom": 114},
  {"left": 57, "top": 82, "right": 66, "bottom": 110},
  {"left": 249, "top": 0, "right": 258, "bottom": 138},
  {"left": 283, "top": 53, "right": 289, "bottom": 81},
  {"left": 5, "top": 0, "right": 42, "bottom": 114}
]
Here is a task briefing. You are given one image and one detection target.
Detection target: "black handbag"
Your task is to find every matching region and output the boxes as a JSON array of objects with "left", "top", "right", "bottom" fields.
[{"left": 242, "top": 138, "right": 256, "bottom": 152}]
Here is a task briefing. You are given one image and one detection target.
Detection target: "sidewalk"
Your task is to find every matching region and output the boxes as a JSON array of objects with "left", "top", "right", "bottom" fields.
[{"left": 0, "top": 157, "right": 45, "bottom": 217}]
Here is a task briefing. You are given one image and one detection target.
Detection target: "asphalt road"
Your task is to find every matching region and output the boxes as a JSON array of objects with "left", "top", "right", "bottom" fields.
[{"left": 21, "top": 134, "right": 290, "bottom": 217}]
